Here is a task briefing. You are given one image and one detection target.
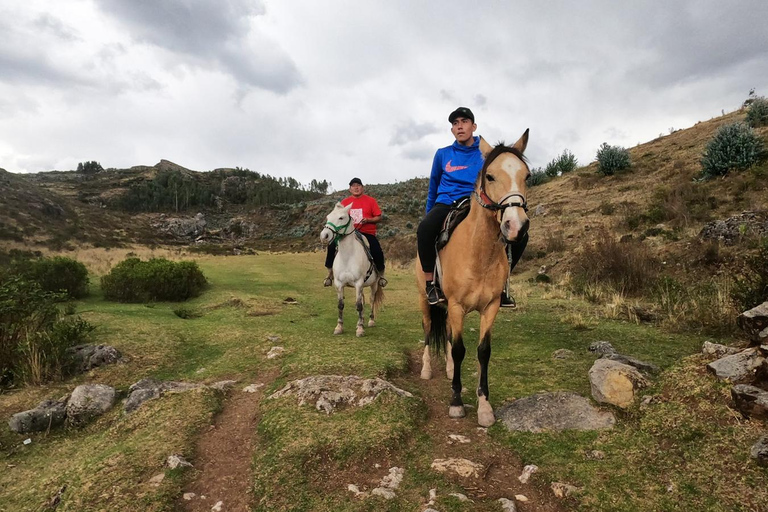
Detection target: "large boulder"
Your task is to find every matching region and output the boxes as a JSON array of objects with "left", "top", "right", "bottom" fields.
[
  {"left": 496, "top": 391, "right": 615, "bottom": 432},
  {"left": 67, "top": 344, "right": 122, "bottom": 372},
  {"left": 731, "top": 384, "right": 768, "bottom": 419},
  {"left": 737, "top": 302, "right": 768, "bottom": 346},
  {"left": 8, "top": 398, "right": 68, "bottom": 434},
  {"left": 601, "top": 353, "right": 659, "bottom": 375},
  {"left": 66, "top": 384, "right": 116, "bottom": 425},
  {"left": 706, "top": 348, "right": 766, "bottom": 384},
  {"left": 589, "top": 359, "right": 649, "bottom": 408}
]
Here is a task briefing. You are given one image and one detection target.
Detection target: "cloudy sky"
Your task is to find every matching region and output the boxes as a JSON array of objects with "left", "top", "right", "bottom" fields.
[{"left": 2, "top": 1, "right": 767, "bottom": 191}]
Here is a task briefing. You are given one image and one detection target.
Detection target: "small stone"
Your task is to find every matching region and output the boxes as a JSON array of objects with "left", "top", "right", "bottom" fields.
[
  {"left": 166, "top": 454, "right": 193, "bottom": 469},
  {"left": 498, "top": 497, "right": 517, "bottom": 511},
  {"left": 551, "top": 482, "right": 579, "bottom": 498},
  {"left": 518, "top": 464, "right": 538, "bottom": 483},
  {"left": 380, "top": 467, "right": 404, "bottom": 489},
  {"left": 243, "top": 383, "right": 264, "bottom": 393},
  {"left": 148, "top": 473, "right": 165, "bottom": 486},
  {"left": 266, "top": 335, "right": 281, "bottom": 342},
  {"left": 211, "top": 501, "right": 223, "bottom": 511},
  {"left": 431, "top": 458, "right": 484, "bottom": 478},
  {"left": 515, "top": 494, "right": 529, "bottom": 502},
  {"left": 448, "top": 492, "right": 470, "bottom": 501},
  {"left": 347, "top": 484, "right": 365, "bottom": 497},
  {"left": 585, "top": 450, "right": 605, "bottom": 460},
  {"left": 183, "top": 492, "right": 196, "bottom": 500},
  {"left": 23, "top": 438, "right": 32, "bottom": 445},
  {"left": 371, "top": 487, "right": 397, "bottom": 499},
  {"left": 448, "top": 434, "right": 471, "bottom": 444},
  {"left": 266, "top": 346, "right": 285, "bottom": 359},
  {"left": 210, "top": 380, "right": 237, "bottom": 391}
]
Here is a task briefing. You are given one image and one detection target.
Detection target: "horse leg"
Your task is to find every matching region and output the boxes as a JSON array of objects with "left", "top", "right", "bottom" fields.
[
  {"left": 476, "top": 305, "right": 500, "bottom": 427},
  {"left": 355, "top": 283, "right": 365, "bottom": 337},
  {"left": 447, "top": 303, "right": 466, "bottom": 419},
  {"left": 368, "top": 282, "right": 377, "bottom": 327},
  {"left": 333, "top": 286, "right": 344, "bottom": 335}
]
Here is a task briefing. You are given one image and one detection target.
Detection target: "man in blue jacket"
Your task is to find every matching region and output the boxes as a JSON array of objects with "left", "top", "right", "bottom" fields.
[{"left": 417, "top": 107, "right": 527, "bottom": 305}]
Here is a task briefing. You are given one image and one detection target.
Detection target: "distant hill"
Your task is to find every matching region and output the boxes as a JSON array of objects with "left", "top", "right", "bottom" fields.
[{"left": 1, "top": 109, "right": 766, "bottom": 276}]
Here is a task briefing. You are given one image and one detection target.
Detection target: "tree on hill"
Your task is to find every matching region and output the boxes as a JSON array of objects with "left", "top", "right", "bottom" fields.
[{"left": 77, "top": 161, "right": 104, "bottom": 174}]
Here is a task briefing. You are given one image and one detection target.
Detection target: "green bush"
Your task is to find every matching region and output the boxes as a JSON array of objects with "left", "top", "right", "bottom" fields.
[
  {"left": 746, "top": 96, "right": 768, "bottom": 127},
  {"left": 596, "top": 143, "right": 631, "bottom": 176},
  {"left": 101, "top": 257, "right": 208, "bottom": 302},
  {"left": 0, "top": 275, "right": 93, "bottom": 386},
  {"left": 2, "top": 254, "right": 89, "bottom": 300},
  {"left": 545, "top": 150, "right": 578, "bottom": 177},
  {"left": 732, "top": 239, "right": 768, "bottom": 311},
  {"left": 527, "top": 167, "right": 550, "bottom": 187},
  {"left": 700, "top": 122, "right": 764, "bottom": 178}
]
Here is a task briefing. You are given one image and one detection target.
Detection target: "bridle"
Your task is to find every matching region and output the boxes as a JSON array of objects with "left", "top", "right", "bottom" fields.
[
  {"left": 324, "top": 215, "right": 354, "bottom": 245},
  {"left": 473, "top": 147, "right": 529, "bottom": 214}
]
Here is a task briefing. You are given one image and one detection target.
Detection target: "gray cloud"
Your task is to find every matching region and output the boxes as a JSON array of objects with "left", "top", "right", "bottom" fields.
[
  {"left": 94, "top": 0, "right": 302, "bottom": 93},
  {"left": 389, "top": 121, "right": 440, "bottom": 146}
]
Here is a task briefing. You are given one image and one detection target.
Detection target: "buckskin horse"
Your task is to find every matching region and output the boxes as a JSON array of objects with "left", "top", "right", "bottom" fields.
[
  {"left": 320, "top": 202, "right": 384, "bottom": 337},
  {"left": 417, "top": 130, "right": 530, "bottom": 427}
]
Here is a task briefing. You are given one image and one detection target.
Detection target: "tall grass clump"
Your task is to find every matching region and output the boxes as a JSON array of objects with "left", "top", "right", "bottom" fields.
[
  {"left": 0, "top": 275, "right": 94, "bottom": 386},
  {"left": 596, "top": 143, "right": 631, "bottom": 176},
  {"left": 700, "top": 122, "right": 764, "bottom": 178},
  {"left": 544, "top": 150, "right": 578, "bottom": 177},
  {"left": 732, "top": 239, "right": 768, "bottom": 311},
  {"left": 654, "top": 276, "right": 737, "bottom": 335},
  {"left": 527, "top": 166, "right": 550, "bottom": 186},
  {"left": 570, "top": 230, "right": 660, "bottom": 295},
  {"left": 101, "top": 257, "right": 208, "bottom": 302},
  {"left": 746, "top": 96, "right": 768, "bottom": 127}
]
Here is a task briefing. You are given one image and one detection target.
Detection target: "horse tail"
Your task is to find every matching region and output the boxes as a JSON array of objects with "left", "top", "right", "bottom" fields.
[
  {"left": 425, "top": 304, "right": 448, "bottom": 354},
  {"left": 372, "top": 283, "right": 384, "bottom": 316}
]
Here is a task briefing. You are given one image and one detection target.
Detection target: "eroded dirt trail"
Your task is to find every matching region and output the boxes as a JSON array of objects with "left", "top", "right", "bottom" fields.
[{"left": 181, "top": 378, "right": 269, "bottom": 512}]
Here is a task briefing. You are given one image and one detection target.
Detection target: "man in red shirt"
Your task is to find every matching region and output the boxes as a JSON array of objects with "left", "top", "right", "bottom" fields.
[{"left": 323, "top": 177, "right": 387, "bottom": 287}]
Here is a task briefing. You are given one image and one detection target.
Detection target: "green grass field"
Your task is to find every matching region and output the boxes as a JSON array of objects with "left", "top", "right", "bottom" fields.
[{"left": 1, "top": 251, "right": 766, "bottom": 511}]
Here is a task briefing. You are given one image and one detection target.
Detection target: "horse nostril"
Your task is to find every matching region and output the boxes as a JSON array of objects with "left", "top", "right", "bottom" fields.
[{"left": 519, "top": 219, "right": 530, "bottom": 237}]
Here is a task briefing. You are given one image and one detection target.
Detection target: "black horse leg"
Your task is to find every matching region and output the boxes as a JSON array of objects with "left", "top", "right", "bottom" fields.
[{"left": 449, "top": 334, "right": 466, "bottom": 418}]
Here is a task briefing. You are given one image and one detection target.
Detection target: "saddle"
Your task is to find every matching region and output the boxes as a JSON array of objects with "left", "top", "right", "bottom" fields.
[
  {"left": 332, "top": 230, "right": 376, "bottom": 282},
  {"left": 435, "top": 196, "right": 471, "bottom": 252}
]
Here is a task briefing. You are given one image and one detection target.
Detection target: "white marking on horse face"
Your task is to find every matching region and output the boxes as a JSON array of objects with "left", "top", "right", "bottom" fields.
[{"left": 496, "top": 155, "right": 529, "bottom": 242}]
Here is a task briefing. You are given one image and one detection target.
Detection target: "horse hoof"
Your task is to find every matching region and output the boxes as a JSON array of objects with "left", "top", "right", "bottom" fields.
[
  {"left": 333, "top": 326, "right": 343, "bottom": 335},
  {"left": 356, "top": 329, "right": 365, "bottom": 337},
  {"left": 449, "top": 405, "right": 466, "bottom": 419},
  {"left": 367, "top": 320, "right": 375, "bottom": 327},
  {"left": 477, "top": 399, "right": 495, "bottom": 427}
]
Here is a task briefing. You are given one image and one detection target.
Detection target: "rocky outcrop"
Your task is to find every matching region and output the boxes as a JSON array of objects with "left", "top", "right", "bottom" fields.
[
  {"left": 151, "top": 213, "right": 206, "bottom": 239},
  {"left": 699, "top": 211, "right": 768, "bottom": 245},
  {"left": 67, "top": 344, "right": 122, "bottom": 372},
  {"left": 124, "top": 378, "right": 202, "bottom": 413},
  {"left": 496, "top": 392, "right": 615, "bottom": 432},
  {"left": 8, "top": 398, "right": 68, "bottom": 434},
  {"left": 738, "top": 302, "right": 768, "bottom": 346},
  {"left": 706, "top": 347, "right": 766, "bottom": 384}
]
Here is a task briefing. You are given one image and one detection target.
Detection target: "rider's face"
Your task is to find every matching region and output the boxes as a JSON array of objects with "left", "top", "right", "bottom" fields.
[
  {"left": 349, "top": 183, "right": 364, "bottom": 197},
  {"left": 451, "top": 117, "right": 477, "bottom": 146}
]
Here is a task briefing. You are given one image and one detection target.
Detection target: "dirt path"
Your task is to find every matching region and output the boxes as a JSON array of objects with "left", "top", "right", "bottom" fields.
[
  {"left": 396, "top": 350, "right": 570, "bottom": 512},
  {"left": 180, "top": 377, "right": 270, "bottom": 512},
  {"left": 180, "top": 358, "right": 568, "bottom": 512}
]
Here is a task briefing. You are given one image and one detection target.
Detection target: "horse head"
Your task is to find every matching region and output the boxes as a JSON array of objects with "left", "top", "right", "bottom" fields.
[
  {"left": 477, "top": 130, "right": 530, "bottom": 243},
  {"left": 320, "top": 202, "right": 354, "bottom": 245}
]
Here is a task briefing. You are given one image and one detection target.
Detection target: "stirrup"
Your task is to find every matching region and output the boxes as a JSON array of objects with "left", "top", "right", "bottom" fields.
[
  {"left": 378, "top": 277, "right": 388, "bottom": 287},
  {"left": 500, "top": 292, "right": 516, "bottom": 308},
  {"left": 426, "top": 283, "right": 446, "bottom": 305},
  {"left": 323, "top": 277, "right": 333, "bottom": 287}
]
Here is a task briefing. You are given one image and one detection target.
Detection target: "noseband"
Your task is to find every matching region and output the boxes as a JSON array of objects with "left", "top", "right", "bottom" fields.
[
  {"left": 473, "top": 190, "right": 528, "bottom": 212},
  {"left": 324, "top": 216, "right": 353, "bottom": 244}
]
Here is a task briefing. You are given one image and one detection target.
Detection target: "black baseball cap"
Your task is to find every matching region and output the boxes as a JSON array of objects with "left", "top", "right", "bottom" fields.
[
  {"left": 349, "top": 177, "right": 363, "bottom": 186},
  {"left": 448, "top": 107, "right": 474, "bottom": 123}
]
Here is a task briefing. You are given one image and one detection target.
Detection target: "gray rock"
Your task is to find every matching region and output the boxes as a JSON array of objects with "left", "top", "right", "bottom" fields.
[
  {"left": 124, "top": 387, "right": 161, "bottom": 413},
  {"left": 8, "top": 399, "right": 67, "bottom": 434},
  {"left": 731, "top": 384, "right": 768, "bottom": 419},
  {"left": 67, "top": 344, "right": 122, "bottom": 371},
  {"left": 706, "top": 348, "right": 766, "bottom": 384},
  {"left": 699, "top": 211, "right": 768, "bottom": 245},
  {"left": 601, "top": 353, "right": 660, "bottom": 375},
  {"left": 589, "top": 359, "right": 649, "bottom": 408},
  {"left": 702, "top": 341, "right": 742, "bottom": 358},
  {"left": 67, "top": 384, "right": 116, "bottom": 425},
  {"left": 496, "top": 392, "right": 615, "bottom": 432},
  {"left": 738, "top": 302, "right": 768, "bottom": 346},
  {"left": 751, "top": 435, "right": 768, "bottom": 467},
  {"left": 124, "top": 378, "right": 202, "bottom": 413},
  {"left": 589, "top": 341, "right": 617, "bottom": 355}
]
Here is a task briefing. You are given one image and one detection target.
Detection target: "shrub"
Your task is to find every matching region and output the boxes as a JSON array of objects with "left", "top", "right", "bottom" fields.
[
  {"left": 596, "top": 143, "right": 631, "bottom": 175},
  {"left": 0, "top": 275, "right": 93, "bottom": 386},
  {"left": 77, "top": 161, "right": 104, "bottom": 174},
  {"left": 25, "top": 256, "right": 89, "bottom": 299},
  {"left": 746, "top": 96, "right": 768, "bottom": 127},
  {"left": 545, "top": 150, "right": 578, "bottom": 177},
  {"left": 527, "top": 167, "right": 549, "bottom": 187},
  {"left": 101, "top": 257, "right": 208, "bottom": 302},
  {"left": 571, "top": 230, "right": 660, "bottom": 295},
  {"left": 732, "top": 239, "right": 768, "bottom": 311},
  {"left": 700, "top": 122, "right": 764, "bottom": 178}
]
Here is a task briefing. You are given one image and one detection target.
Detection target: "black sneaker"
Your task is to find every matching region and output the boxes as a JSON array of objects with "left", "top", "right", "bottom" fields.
[
  {"left": 426, "top": 282, "right": 446, "bottom": 305},
  {"left": 500, "top": 292, "right": 516, "bottom": 308}
]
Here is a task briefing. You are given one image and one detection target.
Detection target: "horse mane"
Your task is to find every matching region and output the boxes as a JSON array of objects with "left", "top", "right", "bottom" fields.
[{"left": 478, "top": 142, "right": 529, "bottom": 186}]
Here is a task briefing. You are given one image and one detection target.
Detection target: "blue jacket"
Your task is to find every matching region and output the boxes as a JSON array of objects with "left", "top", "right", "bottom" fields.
[{"left": 426, "top": 136, "right": 484, "bottom": 213}]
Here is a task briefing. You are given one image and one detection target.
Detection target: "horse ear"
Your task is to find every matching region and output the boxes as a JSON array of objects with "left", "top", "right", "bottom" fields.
[
  {"left": 512, "top": 129, "right": 529, "bottom": 154},
  {"left": 343, "top": 203, "right": 352, "bottom": 212},
  {"left": 479, "top": 136, "right": 493, "bottom": 159}
]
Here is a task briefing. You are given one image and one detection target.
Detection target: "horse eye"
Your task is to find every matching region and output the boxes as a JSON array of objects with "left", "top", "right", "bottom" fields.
[{"left": 486, "top": 174, "right": 496, "bottom": 182}]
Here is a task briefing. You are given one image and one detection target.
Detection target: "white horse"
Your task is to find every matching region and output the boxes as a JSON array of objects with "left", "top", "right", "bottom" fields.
[{"left": 320, "top": 203, "right": 384, "bottom": 337}]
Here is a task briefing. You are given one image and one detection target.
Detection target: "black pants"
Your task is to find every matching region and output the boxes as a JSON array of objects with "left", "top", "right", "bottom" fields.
[
  {"left": 417, "top": 202, "right": 528, "bottom": 274},
  {"left": 325, "top": 232, "right": 385, "bottom": 273}
]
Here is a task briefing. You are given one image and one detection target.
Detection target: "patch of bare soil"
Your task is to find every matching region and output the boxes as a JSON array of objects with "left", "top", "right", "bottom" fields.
[
  {"left": 398, "top": 350, "right": 571, "bottom": 512},
  {"left": 180, "top": 375, "right": 273, "bottom": 512}
]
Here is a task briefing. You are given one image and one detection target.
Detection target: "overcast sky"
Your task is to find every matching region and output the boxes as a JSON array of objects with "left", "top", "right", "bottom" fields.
[{"left": 2, "top": 0, "right": 767, "bottom": 191}]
